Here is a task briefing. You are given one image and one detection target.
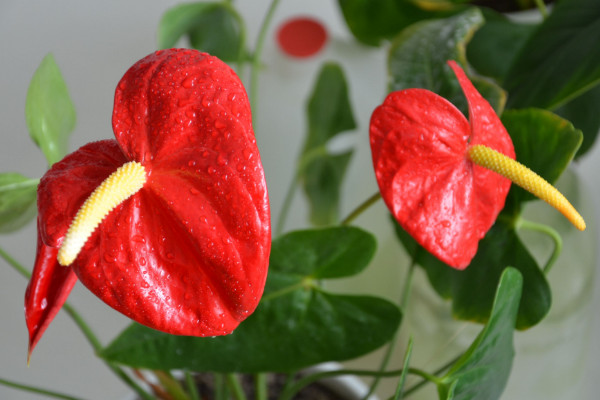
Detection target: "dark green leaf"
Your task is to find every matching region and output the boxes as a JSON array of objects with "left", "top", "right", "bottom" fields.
[
  {"left": 157, "top": 2, "right": 245, "bottom": 62},
  {"left": 300, "top": 63, "right": 356, "bottom": 226},
  {"left": 466, "top": 9, "right": 537, "bottom": 82},
  {"left": 555, "top": 85, "right": 600, "bottom": 158},
  {"left": 387, "top": 8, "right": 505, "bottom": 114},
  {"left": 502, "top": 109, "right": 582, "bottom": 212},
  {"left": 101, "top": 227, "right": 401, "bottom": 373},
  {"left": 393, "top": 219, "right": 550, "bottom": 329},
  {"left": 337, "top": 0, "right": 465, "bottom": 46},
  {"left": 0, "top": 173, "right": 38, "bottom": 233},
  {"left": 504, "top": 0, "right": 600, "bottom": 110},
  {"left": 26, "top": 54, "right": 76, "bottom": 166},
  {"left": 438, "top": 268, "right": 523, "bottom": 400}
]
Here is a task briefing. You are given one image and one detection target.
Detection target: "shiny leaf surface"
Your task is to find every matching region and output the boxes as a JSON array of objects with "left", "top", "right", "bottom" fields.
[{"left": 101, "top": 227, "right": 401, "bottom": 372}]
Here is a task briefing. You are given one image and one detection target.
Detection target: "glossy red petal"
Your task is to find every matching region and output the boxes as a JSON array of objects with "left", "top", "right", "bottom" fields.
[
  {"left": 71, "top": 147, "right": 270, "bottom": 336},
  {"left": 112, "top": 49, "right": 254, "bottom": 164},
  {"left": 370, "top": 62, "right": 513, "bottom": 269},
  {"left": 37, "top": 140, "right": 129, "bottom": 248},
  {"left": 25, "top": 225, "right": 78, "bottom": 357}
]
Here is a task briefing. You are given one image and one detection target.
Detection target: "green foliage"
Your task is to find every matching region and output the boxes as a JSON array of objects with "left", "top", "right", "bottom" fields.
[
  {"left": 300, "top": 63, "right": 356, "bottom": 226},
  {"left": 101, "top": 227, "right": 402, "bottom": 372},
  {"left": 438, "top": 268, "right": 523, "bottom": 400},
  {"left": 158, "top": 2, "right": 246, "bottom": 62},
  {"left": 0, "top": 173, "right": 38, "bottom": 233},
  {"left": 25, "top": 54, "right": 76, "bottom": 166},
  {"left": 504, "top": 0, "right": 600, "bottom": 110},
  {"left": 387, "top": 8, "right": 505, "bottom": 115},
  {"left": 555, "top": 85, "right": 600, "bottom": 158},
  {"left": 337, "top": 0, "right": 466, "bottom": 47}
]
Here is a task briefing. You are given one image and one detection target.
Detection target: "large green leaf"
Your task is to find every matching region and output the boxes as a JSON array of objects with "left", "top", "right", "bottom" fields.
[
  {"left": 387, "top": 8, "right": 505, "bottom": 115},
  {"left": 393, "top": 219, "right": 549, "bottom": 329},
  {"left": 25, "top": 54, "right": 76, "bottom": 166},
  {"left": 502, "top": 108, "right": 582, "bottom": 212},
  {"left": 504, "top": 0, "right": 600, "bottom": 110},
  {"left": 555, "top": 85, "right": 600, "bottom": 159},
  {"left": 157, "top": 2, "right": 246, "bottom": 62},
  {"left": 337, "top": 0, "right": 436, "bottom": 46},
  {"left": 300, "top": 63, "right": 356, "bottom": 226},
  {"left": 0, "top": 173, "right": 38, "bottom": 233},
  {"left": 101, "top": 227, "right": 402, "bottom": 372},
  {"left": 438, "top": 268, "right": 523, "bottom": 400},
  {"left": 466, "top": 9, "right": 537, "bottom": 83}
]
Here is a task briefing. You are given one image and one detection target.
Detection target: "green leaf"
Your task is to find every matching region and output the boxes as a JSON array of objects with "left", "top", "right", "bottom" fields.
[
  {"left": 504, "top": 0, "right": 600, "bottom": 110},
  {"left": 387, "top": 8, "right": 505, "bottom": 114},
  {"left": 502, "top": 108, "right": 582, "bottom": 212},
  {"left": 0, "top": 173, "right": 38, "bottom": 233},
  {"left": 393, "top": 219, "right": 550, "bottom": 329},
  {"left": 336, "top": 0, "right": 463, "bottom": 47},
  {"left": 555, "top": 85, "right": 600, "bottom": 158},
  {"left": 26, "top": 54, "right": 76, "bottom": 166},
  {"left": 466, "top": 9, "right": 537, "bottom": 83},
  {"left": 157, "top": 2, "right": 246, "bottom": 62},
  {"left": 101, "top": 227, "right": 402, "bottom": 373},
  {"left": 438, "top": 268, "right": 523, "bottom": 400},
  {"left": 300, "top": 63, "right": 356, "bottom": 226}
]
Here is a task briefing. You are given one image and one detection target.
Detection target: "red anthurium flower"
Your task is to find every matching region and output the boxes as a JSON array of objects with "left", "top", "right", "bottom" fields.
[
  {"left": 369, "top": 61, "right": 514, "bottom": 269},
  {"left": 25, "top": 49, "right": 271, "bottom": 356}
]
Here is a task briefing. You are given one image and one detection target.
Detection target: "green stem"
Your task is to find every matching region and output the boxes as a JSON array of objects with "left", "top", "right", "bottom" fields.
[
  {"left": 533, "top": 0, "right": 549, "bottom": 18},
  {"left": 275, "top": 174, "right": 300, "bottom": 236},
  {"left": 393, "top": 338, "right": 414, "bottom": 400},
  {"left": 0, "top": 245, "right": 154, "bottom": 400},
  {"left": 401, "top": 355, "right": 459, "bottom": 397},
  {"left": 340, "top": 192, "right": 382, "bottom": 226},
  {"left": 364, "top": 261, "right": 416, "bottom": 399},
  {"left": 255, "top": 373, "right": 268, "bottom": 400},
  {"left": 250, "top": 0, "right": 281, "bottom": 122},
  {"left": 0, "top": 377, "right": 84, "bottom": 400},
  {"left": 185, "top": 371, "right": 201, "bottom": 400},
  {"left": 226, "top": 374, "right": 247, "bottom": 400},
  {"left": 516, "top": 218, "right": 563, "bottom": 273}
]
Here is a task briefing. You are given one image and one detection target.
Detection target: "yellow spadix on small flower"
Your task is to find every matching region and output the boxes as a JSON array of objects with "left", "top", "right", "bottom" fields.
[
  {"left": 57, "top": 161, "right": 147, "bottom": 266},
  {"left": 468, "top": 144, "right": 586, "bottom": 231}
]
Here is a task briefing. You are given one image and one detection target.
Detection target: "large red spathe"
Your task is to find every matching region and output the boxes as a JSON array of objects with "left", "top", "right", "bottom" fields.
[
  {"left": 25, "top": 49, "right": 271, "bottom": 354},
  {"left": 370, "top": 61, "right": 514, "bottom": 269}
]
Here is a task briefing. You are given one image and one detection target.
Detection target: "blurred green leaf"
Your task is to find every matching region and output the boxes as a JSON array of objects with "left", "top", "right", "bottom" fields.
[
  {"left": 158, "top": 2, "right": 246, "bottom": 62},
  {"left": 26, "top": 54, "right": 76, "bottom": 166},
  {"left": 0, "top": 173, "right": 38, "bottom": 233},
  {"left": 387, "top": 8, "right": 505, "bottom": 114},
  {"left": 300, "top": 63, "right": 356, "bottom": 226},
  {"left": 504, "top": 0, "right": 600, "bottom": 110},
  {"left": 438, "top": 268, "right": 522, "bottom": 400},
  {"left": 337, "top": 0, "right": 466, "bottom": 47},
  {"left": 555, "top": 85, "right": 600, "bottom": 158},
  {"left": 393, "top": 219, "right": 550, "bottom": 329},
  {"left": 502, "top": 108, "right": 582, "bottom": 212},
  {"left": 466, "top": 9, "right": 537, "bottom": 82},
  {"left": 101, "top": 227, "right": 402, "bottom": 373}
]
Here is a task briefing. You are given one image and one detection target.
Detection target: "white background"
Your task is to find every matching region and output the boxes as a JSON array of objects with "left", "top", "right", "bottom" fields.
[{"left": 0, "top": 1, "right": 598, "bottom": 399}]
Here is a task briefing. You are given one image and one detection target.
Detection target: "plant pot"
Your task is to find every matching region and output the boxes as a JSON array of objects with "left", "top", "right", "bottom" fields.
[{"left": 402, "top": 167, "right": 597, "bottom": 399}]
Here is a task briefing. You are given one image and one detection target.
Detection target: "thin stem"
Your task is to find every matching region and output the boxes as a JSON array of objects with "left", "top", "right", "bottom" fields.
[
  {"left": 254, "top": 373, "right": 268, "bottom": 400},
  {"left": 226, "top": 374, "right": 248, "bottom": 400},
  {"left": 0, "top": 377, "right": 84, "bottom": 400},
  {"left": 533, "top": 0, "right": 549, "bottom": 18},
  {"left": 401, "top": 355, "right": 460, "bottom": 397},
  {"left": 517, "top": 218, "right": 563, "bottom": 273},
  {"left": 364, "top": 261, "right": 416, "bottom": 398},
  {"left": 185, "top": 371, "right": 201, "bottom": 400},
  {"left": 393, "top": 338, "right": 414, "bottom": 400},
  {"left": 275, "top": 175, "right": 300, "bottom": 236},
  {"left": 340, "top": 192, "right": 381, "bottom": 226},
  {"left": 250, "top": 0, "right": 281, "bottom": 122},
  {"left": 0, "top": 245, "right": 154, "bottom": 400}
]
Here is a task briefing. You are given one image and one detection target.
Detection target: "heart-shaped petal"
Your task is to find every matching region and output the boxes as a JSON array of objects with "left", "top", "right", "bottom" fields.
[{"left": 370, "top": 61, "right": 513, "bottom": 269}]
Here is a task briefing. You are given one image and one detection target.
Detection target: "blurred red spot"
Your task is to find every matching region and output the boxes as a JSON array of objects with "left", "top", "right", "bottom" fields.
[{"left": 277, "top": 17, "right": 328, "bottom": 58}]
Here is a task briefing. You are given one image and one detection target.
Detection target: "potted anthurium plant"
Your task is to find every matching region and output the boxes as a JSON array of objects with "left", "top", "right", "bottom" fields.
[{"left": 1, "top": 0, "right": 599, "bottom": 399}]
